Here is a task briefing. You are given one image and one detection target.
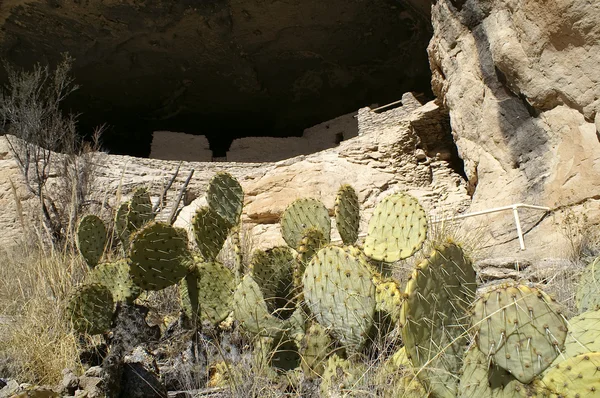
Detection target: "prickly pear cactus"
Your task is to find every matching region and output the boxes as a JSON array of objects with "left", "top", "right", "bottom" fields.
[
  {"left": 180, "top": 260, "right": 235, "bottom": 325},
  {"left": 458, "top": 345, "right": 526, "bottom": 398},
  {"left": 538, "top": 352, "right": 600, "bottom": 397},
  {"left": 206, "top": 171, "right": 244, "bottom": 228},
  {"left": 549, "top": 309, "right": 600, "bottom": 367},
  {"left": 191, "top": 206, "right": 231, "bottom": 262},
  {"left": 250, "top": 247, "right": 296, "bottom": 319},
  {"left": 334, "top": 184, "right": 360, "bottom": 245},
  {"left": 66, "top": 283, "right": 114, "bottom": 335},
  {"left": 303, "top": 246, "right": 376, "bottom": 352},
  {"left": 114, "top": 201, "right": 131, "bottom": 245},
  {"left": 299, "top": 322, "right": 333, "bottom": 378},
  {"left": 375, "top": 346, "right": 429, "bottom": 398},
  {"left": 233, "top": 275, "right": 288, "bottom": 337},
  {"left": 320, "top": 354, "right": 367, "bottom": 397},
  {"left": 129, "top": 222, "right": 191, "bottom": 291},
  {"left": 471, "top": 283, "right": 567, "bottom": 383},
  {"left": 280, "top": 198, "right": 331, "bottom": 249},
  {"left": 364, "top": 192, "right": 427, "bottom": 262},
  {"left": 76, "top": 214, "right": 107, "bottom": 267},
  {"left": 87, "top": 260, "right": 141, "bottom": 303},
  {"left": 400, "top": 242, "right": 477, "bottom": 398},
  {"left": 373, "top": 275, "right": 404, "bottom": 324},
  {"left": 293, "top": 227, "right": 327, "bottom": 300},
  {"left": 575, "top": 257, "right": 600, "bottom": 313},
  {"left": 127, "top": 187, "right": 154, "bottom": 231}
]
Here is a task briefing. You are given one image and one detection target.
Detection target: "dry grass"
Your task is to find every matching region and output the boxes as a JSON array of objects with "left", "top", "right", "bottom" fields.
[{"left": 0, "top": 238, "right": 88, "bottom": 385}]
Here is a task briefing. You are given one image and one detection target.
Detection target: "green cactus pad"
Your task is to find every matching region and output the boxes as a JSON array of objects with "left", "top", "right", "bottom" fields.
[
  {"left": 129, "top": 222, "right": 191, "bottom": 291},
  {"left": 364, "top": 192, "right": 427, "bottom": 262},
  {"left": 334, "top": 184, "right": 360, "bottom": 245},
  {"left": 575, "top": 257, "right": 600, "bottom": 313},
  {"left": 180, "top": 261, "right": 235, "bottom": 325},
  {"left": 320, "top": 354, "right": 367, "bottom": 397},
  {"left": 127, "top": 187, "right": 154, "bottom": 231},
  {"left": 280, "top": 198, "right": 331, "bottom": 249},
  {"left": 114, "top": 201, "right": 131, "bottom": 245},
  {"left": 191, "top": 206, "right": 231, "bottom": 262},
  {"left": 76, "top": 214, "right": 107, "bottom": 267},
  {"left": 458, "top": 345, "right": 527, "bottom": 398},
  {"left": 206, "top": 171, "right": 244, "bottom": 228},
  {"left": 299, "top": 322, "right": 334, "bottom": 378},
  {"left": 233, "top": 274, "right": 288, "bottom": 337},
  {"left": 375, "top": 346, "right": 429, "bottom": 398},
  {"left": 373, "top": 275, "right": 404, "bottom": 324},
  {"left": 549, "top": 309, "right": 600, "bottom": 368},
  {"left": 250, "top": 247, "right": 296, "bottom": 320},
  {"left": 66, "top": 283, "right": 114, "bottom": 335},
  {"left": 539, "top": 352, "right": 600, "bottom": 397},
  {"left": 400, "top": 242, "right": 477, "bottom": 398},
  {"left": 471, "top": 283, "right": 567, "bottom": 383},
  {"left": 303, "top": 246, "right": 376, "bottom": 352},
  {"left": 87, "top": 260, "right": 141, "bottom": 303}
]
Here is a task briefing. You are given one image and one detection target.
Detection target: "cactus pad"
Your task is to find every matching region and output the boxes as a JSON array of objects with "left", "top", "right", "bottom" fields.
[
  {"left": 550, "top": 309, "right": 600, "bottom": 367},
  {"left": 299, "top": 322, "right": 334, "bottom": 378},
  {"left": 334, "top": 184, "right": 360, "bottom": 245},
  {"left": 114, "top": 201, "right": 131, "bottom": 245},
  {"left": 87, "top": 260, "right": 141, "bottom": 303},
  {"left": 129, "top": 222, "right": 191, "bottom": 291},
  {"left": 250, "top": 247, "right": 296, "bottom": 319},
  {"left": 364, "top": 192, "right": 427, "bottom": 262},
  {"left": 575, "top": 257, "right": 600, "bottom": 313},
  {"left": 191, "top": 206, "right": 231, "bottom": 262},
  {"left": 280, "top": 198, "right": 331, "bottom": 249},
  {"left": 400, "top": 242, "right": 477, "bottom": 398},
  {"left": 320, "top": 354, "right": 367, "bottom": 397},
  {"left": 180, "top": 261, "right": 235, "bottom": 325},
  {"left": 127, "top": 187, "right": 154, "bottom": 231},
  {"left": 376, "top": 346, "right": 429, "bottom": 398},
  {"left": 206, "top": 171, "right": 244, "bottom": 228},
  {"left": 76, "top": 214, "right": 107, "bottom": 267},
  {"left": 233, "top": 275, "right": 287, "bottom": 337},
  {"left": 471, "top": 283, "right": 567, "bottom": 383},
  {"left": 66, "top": 283, "right": 114, "bottom": 335},
  {"left": 373, "top": 275, "right": 404, "bottom": 324},
  {"left": 458, "top": 345, "right": 526, "bottom": 398},
  {"left": 268, "top": 333, "right": 301, "bottom": 373},
  {"left": 539, "top": 352, "right": 600, "bottom": 397},
  {"left": 303, "top": 246, "right": 376, "bottom": 352}
]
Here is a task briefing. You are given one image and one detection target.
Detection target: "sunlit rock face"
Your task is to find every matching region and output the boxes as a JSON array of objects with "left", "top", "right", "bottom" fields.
[{"left": 0, "top": 0, "right": 433, "bottom": 155}]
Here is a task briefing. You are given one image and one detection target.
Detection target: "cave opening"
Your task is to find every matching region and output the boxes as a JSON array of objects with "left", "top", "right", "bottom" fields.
[{"left": 1, "top": 0, "right": 441, "bottom": 162}]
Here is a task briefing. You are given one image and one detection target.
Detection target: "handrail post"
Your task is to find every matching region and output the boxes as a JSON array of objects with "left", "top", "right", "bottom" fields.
[{"left": 512, "top": 205, "right": 526, "bottom": 250}]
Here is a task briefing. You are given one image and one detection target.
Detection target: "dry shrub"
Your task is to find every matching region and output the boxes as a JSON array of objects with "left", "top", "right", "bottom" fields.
[{"left": 0, "top": 239, "right": 88, "bottom": 384}]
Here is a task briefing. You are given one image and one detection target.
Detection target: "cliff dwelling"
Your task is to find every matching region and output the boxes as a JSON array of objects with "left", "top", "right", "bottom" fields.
[{"left": 0, "top": 0, "right": 435, "bottom": 161}]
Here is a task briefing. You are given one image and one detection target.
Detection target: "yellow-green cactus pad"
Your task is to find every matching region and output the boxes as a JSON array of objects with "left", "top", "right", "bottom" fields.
[
  {"left": 280, "top": 198, "right": 331, "bottom": 249},
  {"left": 401, "top": 242, "right": 477, "bottom": 398},
  {"left": 303, "top": 246, "right": 376, "bottom": 352},
  {"left": 364, "top": 192, "right": 427, "bottom": 262},
  {"left": 471, "top": 283, "right": 567, "bottom": 383}
]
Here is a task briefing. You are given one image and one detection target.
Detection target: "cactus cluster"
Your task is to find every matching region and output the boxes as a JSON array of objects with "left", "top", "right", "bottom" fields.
[{"left": 66, "top": 172, "right": 594, "bottom": 398}]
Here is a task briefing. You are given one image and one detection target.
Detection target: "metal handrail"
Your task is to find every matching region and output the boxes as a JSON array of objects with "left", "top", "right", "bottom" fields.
[{"left": 431, "top": 203, "right": 550, "bottom": 250}]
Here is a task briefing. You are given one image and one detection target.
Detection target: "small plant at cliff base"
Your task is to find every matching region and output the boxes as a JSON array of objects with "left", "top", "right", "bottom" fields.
[{"left": 0, "top": 54, "right": 104, "bottom": 245}]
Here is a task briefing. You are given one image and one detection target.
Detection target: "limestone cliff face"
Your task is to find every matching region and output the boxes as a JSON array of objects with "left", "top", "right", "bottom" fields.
[{"left": 429, "top": 0, "right": 600, "bottom": 257}]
